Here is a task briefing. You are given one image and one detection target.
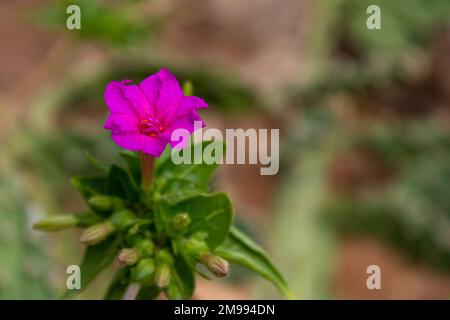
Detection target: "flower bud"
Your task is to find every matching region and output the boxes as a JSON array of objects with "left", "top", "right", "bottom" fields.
[
  {"left": 170, "top": 213, "right": 191, "bottom": 232},
  {"left": 156, "top": 249, "right": 174, "bottom": 264},
  {"left": 117, "top": 248, "right": 139, "bottom": 266},
  {"left": 132, "top": 258, "right": 155, "bottom": 284},
  {"left": 201, "top": 253, "right": 229, "bottom": 277},
  {"left": 80, "top": 221, "right": 114, "bottom": 245},
  {"left": 109, "top": 209, "right": 136, "bottom": 229},
  {"left": 182, "top": 80, "right": 194, "bottom": 96},
  {"left": 155, "top": 264, "right": 171, "bottom": 288},
  {"left": 88, "top": 196, "right": 124, "bottom": 212},
  {"left": 180, "top": 235, "right": 209, "bottom": 259},
  {"left": 32, "top": 215, "right": 77, "bottom": 232},
  {"left": 88, "top": 196, "right": 112, "bottom": 211},
  {"left": 135, "top": 239, "right": 155, "bottom": 257}
]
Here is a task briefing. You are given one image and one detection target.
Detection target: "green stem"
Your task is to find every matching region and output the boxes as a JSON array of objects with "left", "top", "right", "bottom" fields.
[{"left": 141, "top": 152, "right": 155, "bottom": 192}]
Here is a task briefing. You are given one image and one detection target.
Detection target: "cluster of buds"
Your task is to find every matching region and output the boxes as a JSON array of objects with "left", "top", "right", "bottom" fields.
[{"left": 33, "top": 198, "right": 229, "bottom": 292}]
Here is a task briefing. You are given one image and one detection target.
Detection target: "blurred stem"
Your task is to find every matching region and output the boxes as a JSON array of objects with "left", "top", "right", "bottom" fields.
[
  {"left": 123, "top": 283, "right": 141, "bottom": 300},
  {"left": 141, "top": 153, "right": 155, "bottom": 192}
]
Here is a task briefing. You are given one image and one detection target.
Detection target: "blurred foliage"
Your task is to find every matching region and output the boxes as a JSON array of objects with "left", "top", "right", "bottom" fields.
[
  {"left": 273, "top": 0, "right": 450, "bottom": 298},
  {"left": 37, "top": 0, "right": 157, "bottom": 46},
  {"left": 323, "top": 120, "right": 450, "bottom": 271},
  {"left": 309, "top": 0, "right": 450, "bottom": 78},
  {"left": 335, "top": 0, "right": 450, "bottom": 61},
  {"left": 0, "top": 162, "right": 55, "bottom": 299},
  {"left": 268, "top": 125, "right": 341, "bottom": 299},
  {"left": 51, "top": 63, "right": 259, "bottom": 118}
]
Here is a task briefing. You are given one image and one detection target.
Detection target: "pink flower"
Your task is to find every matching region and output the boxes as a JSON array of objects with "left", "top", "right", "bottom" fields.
[{"left": 103, "top": 68, "right": 208, "bottom": 157}]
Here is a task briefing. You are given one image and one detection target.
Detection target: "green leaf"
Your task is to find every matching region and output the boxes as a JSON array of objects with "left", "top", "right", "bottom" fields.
[
  {"left": 155, "top": 144, "right": 172, "bottom": 169},
  {"left": 63, "top": 236, "right": 121, "bottom": 299},
  {"left": 71, "top": 176, "right": 109, "bottom": 215},
  {"left": 153, "top": 200, "right": 167, "bottom": 234},
  {"left": 171, "top": 193, "right": 233, "bottom": 249},
  {"left": 84, "top": 150, "right": 108, "bottom": 173},
  {"left": 107, "top": 165, "right": 139, "bottom": 202},
  {"left": 164, "top": 256, "right": 195, "bottom": 300},
  {"left": 119, "top": 151, "right": 141, "bottom": 186},
  {"left": 104, "top": 269, "right": 129, "bottom": 300},
  {"left": 216, "top": 227, "right": 293, "bottom": 299},
  {"left": 155, "top": 141, "right": 222, "bottom": 204},
  {"left": 71, "top": 175, "right": 108, "bottom": 199},
  {"left": 136, "top": 285, "right": 161, "bottom": 300}
]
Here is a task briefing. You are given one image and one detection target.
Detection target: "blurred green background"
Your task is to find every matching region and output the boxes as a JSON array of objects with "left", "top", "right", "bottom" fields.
[{"left": 1, "top": 0, "right": 450, "bottom": 299}]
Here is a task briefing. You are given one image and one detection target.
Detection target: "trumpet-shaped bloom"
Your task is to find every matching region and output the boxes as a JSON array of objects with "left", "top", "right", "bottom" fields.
[{"left": 103, "top": 68, "right": 208, "bottom": 157}]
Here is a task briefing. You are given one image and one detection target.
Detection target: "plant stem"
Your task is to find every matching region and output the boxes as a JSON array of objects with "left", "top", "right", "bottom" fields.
[
  {"left": 123, "top": 283, "right": 141, "bottom": 300},
  {"left": 141, "top": 152, "right": 155, "bottom": 192}
]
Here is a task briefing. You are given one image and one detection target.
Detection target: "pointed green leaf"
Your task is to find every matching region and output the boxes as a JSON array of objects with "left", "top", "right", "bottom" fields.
[
  {"left": 84, "top": 150, "right": 108, "bottom": 173},
  {"left": 155, "top": 144, "right": 172, "bottom": 169},
  {"left": 107, "top": 165, "right": 139, "bottom": 202},
  {"left": 71, "top": 175, "right": 108, "bottom": 199},
  {"left": 119, "top": 151, "right": 141, "bottom": 186},
  {"left": 216, "top": 227, "right": 293, "bottom": 299}
]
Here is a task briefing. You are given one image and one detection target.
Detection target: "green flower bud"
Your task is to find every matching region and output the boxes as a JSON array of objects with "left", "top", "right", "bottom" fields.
[
  {"left": 117, "top": 248, "right": 139, "bottom": 266},
  {"left": 170, "top": 213, "right": 191, "bottom": 232},
  {"left": 201, "top": 253, "right": 229, "bottom": 277},
  {"left": 180, "top": 235, "right": 209, "bottom": 259},
  {"left": 182, "top": 80, "right": 194, "bottom": 96},
  {"left": 109, "top": 209, "right": 136, "bottom": 229},
  {"left": 155, "top": 263, "right": 171, "bottom": 288},
  {"left": 32, "top": 215, "right": 77, "bottom": 232},
  {"left": 88, "top": 196, "right": 112, "bottom": 211},
  {"left": 88, "top": 196, "right": 124, "bottom": 212},
  {"left": 80, "top": 221, "right": 114, "bottom": 245},
  {"left": 156, "top": 249, "right": 174, "bottom": 265},
  {"left": 132, "top": 258, "right": 155, "bottom": 284},
  {"left": 135, "top": 239, "right": 155, "bottom": 257}
]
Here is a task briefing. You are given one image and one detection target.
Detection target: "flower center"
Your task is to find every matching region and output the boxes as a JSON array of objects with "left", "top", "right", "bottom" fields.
[{"left": 139, "top": 118, "right": 164, "bottom": 137}]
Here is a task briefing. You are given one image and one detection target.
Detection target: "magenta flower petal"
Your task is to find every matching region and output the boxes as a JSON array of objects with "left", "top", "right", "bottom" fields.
[
  {"left": 104, "top": 114, "right": 139, "bottom": 133},
  {"left": 122, "top": 85, "right": 152, "bottom": 119},
  {"left": 155, "top": 69, "right": 184, "bottom": 119},
  {"left": 140, "top": 135, "right": 168, "bottom": 157},
  {"left": 104, "top": 68, "right": 208, "bottom": 157},
  {"left": 167, "top": 96, "right": 207, "bottom": 123},
  {"left": 162, "top": 112, "right": 203, "bottom": 148},
  {"left": 139, "top": 73, "right": 160, "bottom": 117},
  {"left": 180, "top": 96, "right": 208, "bottom": 109},
  {"left": 104, "top": 81, "right": 135, "bottom": 115},
  {"left": 111, "top": 132, "right": 143, "bottom": 152}
]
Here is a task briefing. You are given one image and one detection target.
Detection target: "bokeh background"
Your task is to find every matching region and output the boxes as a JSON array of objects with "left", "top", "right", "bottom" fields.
[{"left": 1, "top": 0, "right": 450, "bottom": 299}]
